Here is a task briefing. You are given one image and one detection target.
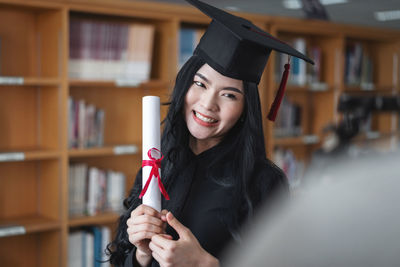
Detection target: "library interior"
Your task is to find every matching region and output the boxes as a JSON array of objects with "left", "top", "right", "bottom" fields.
[{"left": 0, "top": 0, "right": 399, "bottom": 266}]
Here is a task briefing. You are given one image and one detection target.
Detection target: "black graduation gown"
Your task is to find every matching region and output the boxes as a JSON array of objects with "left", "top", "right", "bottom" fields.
[{"left": 123, "top": 141, "right": 287, "bottom": 267}]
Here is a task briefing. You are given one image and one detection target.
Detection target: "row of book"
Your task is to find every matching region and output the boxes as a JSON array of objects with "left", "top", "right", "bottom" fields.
[
  {"left": 68, "top": 97, "right": 105, "bottom": 149},
  {"left": 179, "top": 27, "right": 204, "bottom": 69},
  {"left": 69, "top": 18, "right": 154, "bottom": 82},
  {"left": 345, "top": 42, "right": 374, "bottom": 90},
  {"left": 274, "top": 97, "right": 302, "bottom": 138},
  {"left": 69, "top": 164, "right": 126, "bottom": 217},
  {"left": 68, "top": 226, "right": 111, "bottom": 267},
  {"left": 274, "top": 147, "right": 305, "bottom": 189},
  {"left": 275, "top": 37, "right": 324, "bottom": 89}
]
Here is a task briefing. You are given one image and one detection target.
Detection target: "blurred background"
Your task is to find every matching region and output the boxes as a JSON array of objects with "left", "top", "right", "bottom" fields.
[{"left": 0, "top": 0, "right": 399, "bottom": 266}]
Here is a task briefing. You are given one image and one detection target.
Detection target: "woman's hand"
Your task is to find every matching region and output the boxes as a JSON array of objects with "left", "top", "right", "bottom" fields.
[
  {"left": 126, "top": 205, "right": 168, "bottom": 265},
  {"left": 149, "top": 212, "right": 219, "bottom": 267}
]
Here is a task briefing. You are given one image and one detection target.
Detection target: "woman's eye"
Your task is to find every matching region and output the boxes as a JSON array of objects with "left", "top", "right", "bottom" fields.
[
  {"left": 222, "top": 93, "right": 237, "bottom": 100},
  {"left": 194, "top": 81, "right": 205, "bottom": 88}
]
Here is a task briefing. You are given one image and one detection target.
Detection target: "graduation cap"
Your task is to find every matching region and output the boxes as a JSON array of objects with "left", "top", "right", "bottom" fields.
[{"left": 185, "top": 0, "right": 314, "bottom": 121}]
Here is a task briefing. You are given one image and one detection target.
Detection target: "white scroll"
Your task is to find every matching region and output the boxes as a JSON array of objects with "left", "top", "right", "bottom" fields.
[{"left": 142, "top": 96, "right": 162, "bottom": 212}]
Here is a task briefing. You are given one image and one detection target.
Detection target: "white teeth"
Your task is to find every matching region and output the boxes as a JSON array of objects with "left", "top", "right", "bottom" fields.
[{"left": 195, "top": 111, "right": 217, "bottom": 123}]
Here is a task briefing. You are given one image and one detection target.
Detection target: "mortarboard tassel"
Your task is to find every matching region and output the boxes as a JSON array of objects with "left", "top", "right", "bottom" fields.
[{"left": 267, "top": 56, "right": 291, "bottom": 121}]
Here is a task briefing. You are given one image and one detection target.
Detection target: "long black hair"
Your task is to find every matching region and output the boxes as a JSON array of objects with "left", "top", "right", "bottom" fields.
[{"left": 107, "top": 54, "right": 286, "bottom": 265}]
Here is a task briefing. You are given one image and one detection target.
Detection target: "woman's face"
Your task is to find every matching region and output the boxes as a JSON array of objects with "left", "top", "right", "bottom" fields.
[{"left": 184, "top": 63, "right": 244, "bottom": 148}]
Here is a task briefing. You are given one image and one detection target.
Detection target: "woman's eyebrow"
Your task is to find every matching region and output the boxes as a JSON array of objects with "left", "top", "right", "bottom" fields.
[
  {"left": 223, "top": 87, "right": 244, "bottom": 95},
  {"left": 195, "top": 73, "right": 210, "bottom": 84}
]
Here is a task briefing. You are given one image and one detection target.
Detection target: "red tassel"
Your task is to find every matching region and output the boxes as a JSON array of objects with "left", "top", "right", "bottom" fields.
[{"left": 267, "top": 59, "right": 291, "bottom": 121}]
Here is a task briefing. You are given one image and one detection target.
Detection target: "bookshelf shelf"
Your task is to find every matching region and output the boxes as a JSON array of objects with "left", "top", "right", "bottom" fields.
[
  {"left": 69, "top": 79, "right": 168, "bottom": 89},
  {"left": 69, "top": 145, "right": 139, "bottom": 158},
  {"left": 344, "top": 86, "right": 396, "bottom": 93},
  {"left": 0, "top": 215, "right": 60, "bottom": 235},
  {"left": 0, "top": 77, "right": 61, "bottom": 87},
  {"left": 0, "top": 149, "right": 61, "bottom": 162},
  {"left": 283, "top": 84, "right": 332, "bottom": 93},
  {"left": 274, "top": 135, "right": 320, "bottom": 146},
  {"left": 68, "top": 212, "right": 120, "bottom": 227}
]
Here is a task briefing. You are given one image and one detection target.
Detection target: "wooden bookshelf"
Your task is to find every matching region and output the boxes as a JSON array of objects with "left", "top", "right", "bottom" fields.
[
  {"left": 0, "top": 0, "right": 399, "bottom": 266},
  {"left": 264, "top": 17, "right": 400, "bottom": 188}
]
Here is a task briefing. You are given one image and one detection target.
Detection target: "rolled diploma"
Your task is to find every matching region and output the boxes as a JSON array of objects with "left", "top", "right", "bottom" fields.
[{"left": 142, "top": 96, "right": 161, "bottom": 212}]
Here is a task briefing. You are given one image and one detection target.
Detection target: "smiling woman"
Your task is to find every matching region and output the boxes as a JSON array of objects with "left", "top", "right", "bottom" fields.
[{"left": 107, "top": 0, "right": 312, "bottom": 267}]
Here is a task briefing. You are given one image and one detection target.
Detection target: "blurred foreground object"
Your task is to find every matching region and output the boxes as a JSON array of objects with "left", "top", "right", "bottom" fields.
[{"left": 223, "top": 151, "right": 400, "bottom": 267}]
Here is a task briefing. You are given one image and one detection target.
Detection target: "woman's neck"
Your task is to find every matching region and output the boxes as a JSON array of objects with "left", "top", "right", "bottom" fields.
[{"left": 189, "top": 136, "right": 222, "bottom": 155}]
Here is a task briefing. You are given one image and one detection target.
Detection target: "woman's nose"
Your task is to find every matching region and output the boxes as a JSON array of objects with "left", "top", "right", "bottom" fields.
[{"left": 200, "top": 89, "right": 219, "bottom": 111}]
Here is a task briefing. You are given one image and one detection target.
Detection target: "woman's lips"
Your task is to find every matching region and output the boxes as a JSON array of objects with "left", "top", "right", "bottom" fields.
[{"left": 192, "top": 111, "right": 218, "bottom": 127}]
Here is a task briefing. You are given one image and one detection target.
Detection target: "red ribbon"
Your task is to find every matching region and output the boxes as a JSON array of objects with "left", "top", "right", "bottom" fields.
[
  {"left": 268, "top": 57, "right": 291, "bottom": 121},
  {"left": 139, "top": 148, "right": 170, "bottom": 200}
]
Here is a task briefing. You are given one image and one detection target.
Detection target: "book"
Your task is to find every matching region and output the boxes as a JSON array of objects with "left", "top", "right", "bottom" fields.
[
  {"left": 274, "top": 147, "right": 305, "bottom": 188},
  {"left": 69, "top": 164, "right": 125, "bottom": 217},
  {"left": 87, "top": 167, "right": 100, "bottom": 216},
  {"left": 274, "top": 97, "right": 302, "bottom": 137},
  {"left": 92, "top": 227, "right": 102, "bottom": 267},
  {"left": 179, "top": 27, "right": 204, "bottom": 69},
  {"left": 68, "top": 97, "right": 105, "bottom": 149},
  {"left": 69, "top": 164, "right": 88, "bottom": 216},
  {"left": 68, "top": 227, "right": 111, "bottom": 267},
  {"left": 345, "top": 42, "right": 374, "bottom": 88},
  {"left": 106, "top": 170, "right": 126, "bottom": 212},
  {"left": 307, "top": 45, "right": 322, "bottom": 84},
  {"left": 124, "top": 23, "right": 155, "bottom": 82},
  {"left": 68, "top": 231, "right": 83, "bottom": 267},
  {"left": 290, "top": 38, "right": 307, "bottom": 86},
  {"left": 100, "top": 227, "right": 111, "bottom": 267},
  {"left": 69, "top": 18, "right": 155, "bottom": 82}
]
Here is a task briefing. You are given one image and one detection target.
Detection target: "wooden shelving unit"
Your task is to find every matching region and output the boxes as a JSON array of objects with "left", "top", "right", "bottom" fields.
[
  {"left": 0, "top": 0, "right": 399, "bottom": 266},
  {"left": 265, "top": 17, "right": 400, "bottom": 170}
]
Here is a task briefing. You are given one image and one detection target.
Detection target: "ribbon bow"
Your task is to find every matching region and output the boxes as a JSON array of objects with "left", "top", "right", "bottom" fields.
[{"left": 139, "top": 148, "right": 170, "bottom": 200}]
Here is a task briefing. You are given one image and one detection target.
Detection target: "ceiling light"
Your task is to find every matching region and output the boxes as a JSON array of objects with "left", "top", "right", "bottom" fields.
[
  {"left": 283, "top": 0, "right": 348, "bottom": 10},
  {"left": 320, "top": 0, "right": 348, "bottom": 5},
  {"left": 225, "top": 6, "right": 240, "bottom": 12},
  {"left": 283, "top": 0, "right": 302, "bottom": 9},
  {"left": 375, "top": 10, "right": 400, "bottom": 21}
]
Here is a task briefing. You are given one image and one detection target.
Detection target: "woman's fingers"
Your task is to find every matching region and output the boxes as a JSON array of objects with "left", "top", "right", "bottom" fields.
[
  {"left": 151, "top": 234, "right": 175, "bottom": 250},
  {"left": 130, "top": 214, "right": 164, "bottom": 227},
  {"left": 128, "top": 223, "right": 163, "bottom": 234},
  {"left": 150, "top": 249, "right": 164, "bottom": 266},
  {"left": 131, "top": 204, "right": 162, "bottom": 218},
  {"left": 160, "top": 209, "right": 168, "bottom": 222},
  {"left": 129, "top": 231, "right": 156, "bottom": 244}
]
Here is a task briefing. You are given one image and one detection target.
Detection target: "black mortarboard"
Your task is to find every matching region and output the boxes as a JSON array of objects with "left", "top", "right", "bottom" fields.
[
  {"left": 185, "top": 0, "right": 314, "bottom": 121},
  {"left": 186, "top": 0, "right": 313, "bottom": 84}
]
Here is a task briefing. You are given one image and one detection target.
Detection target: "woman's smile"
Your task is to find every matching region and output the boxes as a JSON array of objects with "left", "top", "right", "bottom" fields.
[{"left": 192, "top": 110, "right": 219, "bottom": 126}]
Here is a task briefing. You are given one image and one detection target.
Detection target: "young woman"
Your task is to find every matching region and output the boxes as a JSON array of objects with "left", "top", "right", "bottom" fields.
[
  {"left": 108, "top": 55, "right": 288, "bottom": 266},
  {"left": 107, "top": 1, "right": 312, "bottom": 266}
]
